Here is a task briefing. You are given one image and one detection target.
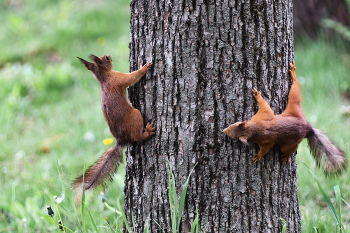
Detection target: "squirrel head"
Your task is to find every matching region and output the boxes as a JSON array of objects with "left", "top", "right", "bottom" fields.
[
  {"left": 223, "top": 121, "right": 247, "bottom": 140},
  {"left": 77, "top": 54, "right": 113, "bottom": 73},
  {"left": 91, "top": 54, "right": 113, "bottom": 71}
]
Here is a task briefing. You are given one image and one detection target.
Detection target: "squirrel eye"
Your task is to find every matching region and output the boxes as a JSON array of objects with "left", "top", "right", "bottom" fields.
[{"left": 106, "top": 56, "right": 109, "bottom": 61}]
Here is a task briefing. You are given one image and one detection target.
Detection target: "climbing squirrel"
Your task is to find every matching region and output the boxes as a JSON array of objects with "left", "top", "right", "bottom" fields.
[
  {"left": 75, "top": 54, "right": 155, "bottom": 202},
  {"left": 223, "top": 61, "right": 347, "bottom": 174}
]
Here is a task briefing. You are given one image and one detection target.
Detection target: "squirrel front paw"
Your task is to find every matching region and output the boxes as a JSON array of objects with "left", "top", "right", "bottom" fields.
[
  {"left": 289, "top": 61, "right": 296, "bottom": 72},
  {"left": 252, "top": 88, "right": 260, "bottom": 98},
  {"left": 145, "top": 122, "right": 156, "bottom": 136},
  {"left": 143, "top": 62, "right": 153, "bottom": 70}
]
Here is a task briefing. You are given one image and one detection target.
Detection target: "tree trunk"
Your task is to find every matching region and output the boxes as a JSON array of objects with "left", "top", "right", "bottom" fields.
[{"left": 125, "top": 0, "right": 300, "bottom": 232}]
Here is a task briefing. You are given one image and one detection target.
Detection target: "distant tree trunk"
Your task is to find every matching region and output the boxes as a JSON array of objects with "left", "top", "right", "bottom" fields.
[
  {"left": 293, "top": 0, "right": 350, "bottom": 37},
  {"left": 125, "top": 0, "right": 300, "bottom": 232}
]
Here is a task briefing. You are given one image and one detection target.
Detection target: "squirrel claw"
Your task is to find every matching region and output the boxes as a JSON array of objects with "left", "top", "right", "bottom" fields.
[
  {"left": 144, "top": 62, "right": 153, "bottom": 70},
  {"left": 252, "top": 88, "right": 260, "bottom": 97},
  {"left": 145, "top": 122, "right": 156, "bottom": 133},
  {"left": 281, "top": 155, "right": 290, "bottom": 163},
  {"left": 253, "top": 154, "right": 260, "bottom": 163}
]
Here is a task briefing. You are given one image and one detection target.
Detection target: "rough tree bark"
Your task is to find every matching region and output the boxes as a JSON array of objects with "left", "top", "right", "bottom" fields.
[{"left": 125, "top": 0, "right": 300, "bottom": 232}]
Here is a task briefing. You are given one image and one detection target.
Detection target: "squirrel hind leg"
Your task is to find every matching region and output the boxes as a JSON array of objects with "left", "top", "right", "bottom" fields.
[
  {"left": 253, "top": 143, "right": 274, "bottom": 163},
  {"left": 281, "top": 154, "right": 292, "bottom": 163},
  {"left": 280, "top": 144, "right": 298, "bottom": 163},
  {"left": 128, "top": 109, "right": 155, "bottom": 142}
]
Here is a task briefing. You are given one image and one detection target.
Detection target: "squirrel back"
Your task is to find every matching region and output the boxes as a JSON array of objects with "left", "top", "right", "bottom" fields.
[
  {"left": 223, "top": 61, "right": 347, "bottom": 174},
  {"left": 75, "top": 55, "right": 155, "bottom": 203}
]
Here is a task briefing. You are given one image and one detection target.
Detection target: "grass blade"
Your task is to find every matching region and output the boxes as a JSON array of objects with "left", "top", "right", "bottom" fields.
[
  {"left": 55, "top": 164, "right": 82, "bottom": 230},
  {"left": 341, "top": 195, "right": 350, "bottom": 207},
  {"left": 121, "top": 209, "right": 130, "bottom": 233},
  {"left": 56, "top": 163, "right": 77, "bottom": 213},
  {"left": 177, "top": 164, "right": 197, "bottom": 230},
  {"left": 115, "top": 218, "right": 122, "bottom": 233},
  {"left": 116, "top": 198, "right": 130, "bottom": 233},
  {"left": 190, "top": 206, "right": 199, "bottom": 233},
  {"left": 98, "top": 215, "right": 116, "bottom": 233},
  {"left": 103, "top": 201, "right": 122, "bottom": 216},
  {"left": 153, "top": 219, "right": 166, "bottom": 233},
  {"left": 131, "top": 210, "right": 135, "bottom": 232},
  {"left": 168, "top": 165, "right": 174, "bottom": 231},
  {"left": 167, "top": 160, "right": 176, "bottom": 233},
  {"left": 334, "top": 185, "right": 343, "bottom": 232},
  {"left": 171, "top": 170, "right": 177, "bottom": 232},
  {"left": 86, "top": 206, "right": 98, "bottom": 232},
  {"left": 281, "top": 217, "right": 287, "bottom": 233},
  {"left": 303, "top": 162, "right": 339, "bottom": 224},
  {"left": 144, "top": 215, "right": 150, "bottom": 233}
]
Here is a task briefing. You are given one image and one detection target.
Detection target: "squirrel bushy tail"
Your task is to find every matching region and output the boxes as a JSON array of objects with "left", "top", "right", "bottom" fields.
[
  {"left": 74, "top": 144, "right": 124, "bottom": 203},
  {"left": 307, "top": 127, "right": 347, "bottom": 174}
]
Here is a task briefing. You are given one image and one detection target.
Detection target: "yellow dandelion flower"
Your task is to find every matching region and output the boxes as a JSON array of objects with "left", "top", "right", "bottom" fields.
[{"left": 103, "top": 138, "right": 114, "bottom": 146}]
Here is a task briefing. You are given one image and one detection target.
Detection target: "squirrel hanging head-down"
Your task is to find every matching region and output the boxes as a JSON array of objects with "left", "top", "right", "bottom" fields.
[
  {"left": 223, "top": 61, "right": 347, "bottom": 174},
  {"left": 75, "top": 54, "right": 155, "bottom": 202}
]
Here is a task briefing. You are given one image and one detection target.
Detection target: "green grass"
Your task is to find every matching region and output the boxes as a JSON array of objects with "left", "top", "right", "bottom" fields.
[
  {"left": 1, "top": 0, "right": 350, "bottom": 231},
  {"left": 167, "top": 160, "right": 198, "bottom": 233},
  {"left": 0, "top": 0, "right": 130, "bottom": 231},
  {"left": 295, "top": 39, "right": 350, "bottom": 232},
  {"left": 304, "top": 162, "right": 347, "bottom": 232}
]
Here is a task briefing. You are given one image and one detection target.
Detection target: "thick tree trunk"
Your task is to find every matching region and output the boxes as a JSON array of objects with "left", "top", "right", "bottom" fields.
[{"left": 125, "top": 0, "right": 300, "bottom": 232}]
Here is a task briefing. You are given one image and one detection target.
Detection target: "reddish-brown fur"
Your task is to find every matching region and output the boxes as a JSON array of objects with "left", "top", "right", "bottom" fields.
[
  {"left": 75, "top": 55, "right": 155, "bottom": 202},
  {"left": 223, "top": 61, "right": 347, "bottom": 174}
]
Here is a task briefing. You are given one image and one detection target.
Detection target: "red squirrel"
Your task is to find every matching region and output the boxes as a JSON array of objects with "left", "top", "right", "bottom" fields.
[
  {"left": 75, "top": 54, "right": 155, "bottom": 201},
  {"left": 223, "top": 61, "right": 347, "bottom": 174}
]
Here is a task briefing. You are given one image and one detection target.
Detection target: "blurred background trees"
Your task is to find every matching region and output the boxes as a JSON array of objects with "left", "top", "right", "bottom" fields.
[{"left": 294, "top": 0, "right": 350, "bottom": 37}]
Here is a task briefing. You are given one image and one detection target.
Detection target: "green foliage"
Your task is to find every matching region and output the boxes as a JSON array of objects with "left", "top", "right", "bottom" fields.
[
  {"left": 167, "top": 160, "right": 198, "bottom": 233},
  {"left": 303, "top": 163, "right": 350, "bottom": 232},
  {"left": 281, "top": 217, "right": 287, "bottom": 233},
  {"left": 322, "top": 19, "right": 350, "bottom": 42},
  {"left": 0, "top": 0, "right": 129, "bottom": 231},
  {"left": 191, "top": 207, "right": 200, "bottom": 233},
  {"left": 295, "top": 39, "right": 350, "bottom": 232}
]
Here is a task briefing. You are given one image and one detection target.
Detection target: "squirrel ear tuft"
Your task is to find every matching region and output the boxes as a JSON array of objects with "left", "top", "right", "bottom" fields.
[
  {"left": 89, "top": 54, "right": 102, "bottom": 64},
  {"left": 77, "top": 57, "right": 93, "bottom": 70}
]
